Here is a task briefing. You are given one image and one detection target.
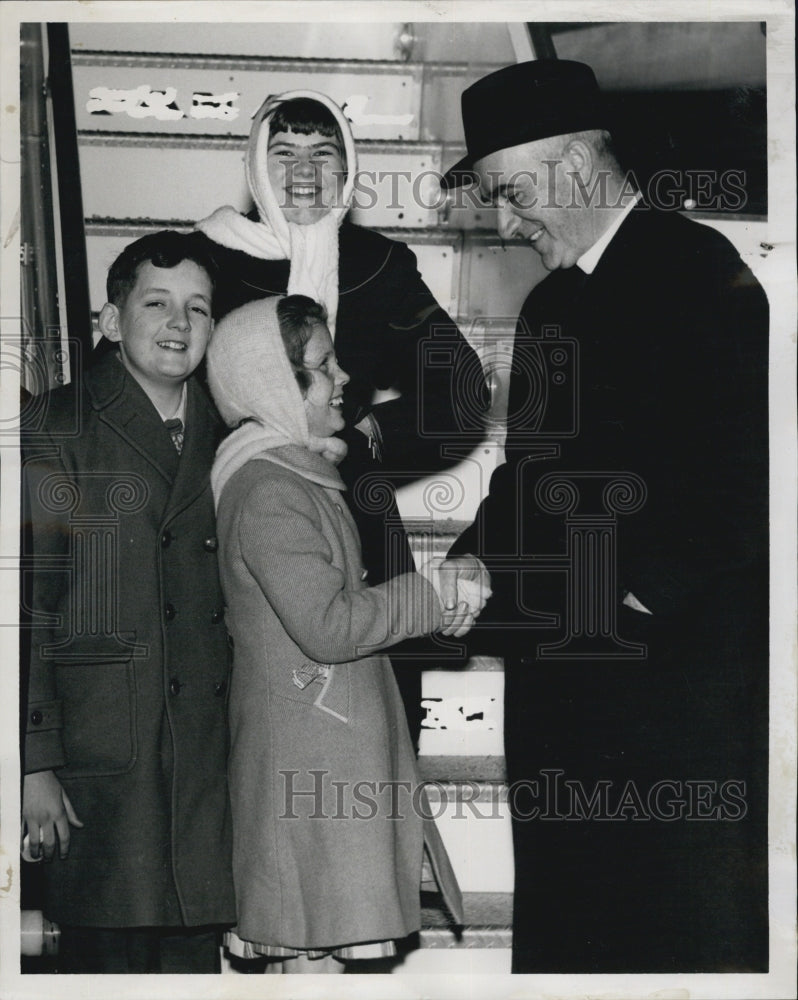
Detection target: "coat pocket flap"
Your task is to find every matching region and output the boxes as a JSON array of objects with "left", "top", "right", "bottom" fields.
[{"left": 313, "top": 663, "right": 350, "bottom": 723}]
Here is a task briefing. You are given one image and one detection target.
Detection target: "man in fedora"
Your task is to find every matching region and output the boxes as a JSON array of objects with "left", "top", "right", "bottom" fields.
[{"left": 445, "top": 60, "right": 769, "bottom": 973}]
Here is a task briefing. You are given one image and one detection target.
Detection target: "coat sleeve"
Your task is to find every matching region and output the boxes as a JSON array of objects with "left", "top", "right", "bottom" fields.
[
  {"left": 363, "top": 239, "right": 488, "bottom": 473},
  {"left": 235, "top": 474, "right": 443, "bottom": 663},
  {"left": 453, "top": 238, "right": 770, "bottom": 625},
  {"left": 22, "top": 432, "right": 70, "bottom": 773}
]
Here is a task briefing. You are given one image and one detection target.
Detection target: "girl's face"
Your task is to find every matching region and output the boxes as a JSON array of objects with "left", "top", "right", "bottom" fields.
[
  {"left": 267, "top": 129, "right": 345, "bottom": 226},
  {"left": 301, "top": 322, "right": 349, "bottom": 438}
]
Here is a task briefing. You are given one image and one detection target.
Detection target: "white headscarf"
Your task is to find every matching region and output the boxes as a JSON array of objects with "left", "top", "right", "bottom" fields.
[
  {"left": 195, "top": 90, "right": 358, "bottom": 335},
  {"left": 207, "top": 296, "right": 346, "bottom": 505}
]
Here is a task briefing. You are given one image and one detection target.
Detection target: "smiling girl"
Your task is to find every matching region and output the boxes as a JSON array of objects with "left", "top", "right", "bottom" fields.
[{"left": 206, "top": 295, "right": 484, "bottom": 973}]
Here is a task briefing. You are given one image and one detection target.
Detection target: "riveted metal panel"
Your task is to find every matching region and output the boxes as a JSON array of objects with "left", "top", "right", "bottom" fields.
[
  {"left": 72, "top": 55, "right": 423, "bottom": 141},
  {"left": 459, "top": 236, "right": 547, "bottom": 320},
  {"left": 78, "top": 137, "right": 446, "bottom": 229},
  {"left": 78, "top": 140, "right": 251, "bottom": 222},
  {"left": 419, "top": 669, "right": 504, "bottom": 758},
  {"left": 403, "top": 239, "right": 460, "bottom": 318},
  {"left": 429, "top": 794, "right": 514, "bottom": 893},
  {"left": 70, "top": 22, "right": 410, "bottom": 62},
  {"left": 84, "top": 225, "right": 462, "bottom": 318}
]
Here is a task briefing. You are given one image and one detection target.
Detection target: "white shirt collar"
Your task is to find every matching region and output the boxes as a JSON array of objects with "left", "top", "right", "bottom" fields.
[
  {"left": 577, "top": 192, "right": 642, "bottom": 274},
  {"left": 154, "top": 380, "right": 188, "bottom": 425},
  {"left": 114, "top": 351, "right": 189, "bottom": 424}
]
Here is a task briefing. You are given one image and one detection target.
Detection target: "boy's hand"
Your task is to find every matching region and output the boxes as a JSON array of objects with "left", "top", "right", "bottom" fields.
[{"left": 22, "top": 770, "right": 83, "bottom": 861}]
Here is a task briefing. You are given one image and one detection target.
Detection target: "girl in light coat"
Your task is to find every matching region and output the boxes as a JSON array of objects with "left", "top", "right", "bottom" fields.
[{"left": 207, "top": 294, "right": 486, "bottom": 972}]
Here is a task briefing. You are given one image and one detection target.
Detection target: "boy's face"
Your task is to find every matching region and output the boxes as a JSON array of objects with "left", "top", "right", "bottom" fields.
[
  {"left": 267, "top": 129, "right": 346, "bottom": 225},
  {"left": 101, "top": 260, "right": 213, "bottom": 396}
]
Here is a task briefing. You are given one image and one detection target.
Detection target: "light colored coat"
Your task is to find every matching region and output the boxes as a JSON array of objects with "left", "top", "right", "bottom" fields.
[{"left": 216, "top": 445, "right": 462, "bottom": 950}]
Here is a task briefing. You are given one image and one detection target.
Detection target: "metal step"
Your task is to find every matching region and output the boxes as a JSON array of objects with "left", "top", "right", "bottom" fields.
[
  {"left": 419, "top": 891, "right": 512, "bottom": 949},
  {"left": 418, "top": 756, "right": 507, "bottom": 782}
]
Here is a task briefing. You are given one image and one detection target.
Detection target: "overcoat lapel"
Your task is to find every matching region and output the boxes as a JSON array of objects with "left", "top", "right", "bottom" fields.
[
  {"left": 87, "top": 353, "right": 179, "bottom": 487},
  {"left": 162, "top": 381, "right": 220, "bottom": 524}
]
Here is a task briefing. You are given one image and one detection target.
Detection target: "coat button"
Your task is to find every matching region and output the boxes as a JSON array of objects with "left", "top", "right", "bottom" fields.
[
  {"left": 214, "top": 680, "right": 227, "bottom": 697},
  {"left": 30, "top": 710, "right": 43, "bottom": 726},
  {"left": 203, "top": 537, "right": 218, "bottom": 552},
  {"left": 360, "top": 569, "right": 368, "bottom": 581},
  {"left": 161, "top": 530, "right": 172, "bottom": 548},
  {"left": 164, "top": 603, "right": 176, "bottom": 622},
  {"left": 211, "top": 609, "right": 223, "bottom": 625},
  {"left": 169, "top": 678, "right": 181, "bottom": 696}
]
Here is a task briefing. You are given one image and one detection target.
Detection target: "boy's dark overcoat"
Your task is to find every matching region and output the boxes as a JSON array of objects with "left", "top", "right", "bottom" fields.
[{"left": 23, "top": 351, "right": 235, "bottom": 928}]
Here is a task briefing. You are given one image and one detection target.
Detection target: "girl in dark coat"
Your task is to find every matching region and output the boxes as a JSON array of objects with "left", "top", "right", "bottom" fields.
[{"left": 197, "top": 92, "right": 487, "bottom": 742}]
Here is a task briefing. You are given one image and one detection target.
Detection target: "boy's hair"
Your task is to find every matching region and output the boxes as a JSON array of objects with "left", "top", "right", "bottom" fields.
[
  {"left": 269, "top": 97, "right": 346, "bottom": 163},
  {"left": 276, "top": 294, "right": 328, "bottom": 394},
  {"left": 106, "top": 230, "right": 218, "bottom": 310}
]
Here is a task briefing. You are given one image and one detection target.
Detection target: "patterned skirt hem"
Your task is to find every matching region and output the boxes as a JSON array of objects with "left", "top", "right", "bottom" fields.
[{"left": 225, "top": 929, "right": 397, "bottom": 961}]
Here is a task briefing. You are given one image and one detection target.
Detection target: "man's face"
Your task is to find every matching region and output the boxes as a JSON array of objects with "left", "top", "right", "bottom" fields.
[
  {"left": 474, "top": 138, "right": 597, "bottom": 270},
  {"left": 267, "top": 129, "right": 346, "bottom": 225},
  {"left": 103, "top": 260, "right": 213, "bottom": 395}
]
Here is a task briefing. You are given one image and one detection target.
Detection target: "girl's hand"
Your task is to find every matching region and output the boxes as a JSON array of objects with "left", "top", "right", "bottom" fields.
[{"left": 420, "top": 555, "right": 492, "bottom": 635}]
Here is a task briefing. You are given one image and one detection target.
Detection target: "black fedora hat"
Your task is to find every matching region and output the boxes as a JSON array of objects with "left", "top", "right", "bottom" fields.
[{"left": 442, "top": 59, "right": 606, "bottom": 189}]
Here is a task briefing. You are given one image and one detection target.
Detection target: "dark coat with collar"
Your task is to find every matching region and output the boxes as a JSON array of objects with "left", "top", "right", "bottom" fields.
[
  {"left": 206, "top": 221, "right": 486, "bottom": 584},
  {"left": 23, "top": 351, "right": 235, "bottom": 928},
  {"left": 453, "top": 207, "right": 769, "bottom": 972},
  {"left": 205, "top": 221, "right": 487, "bottom": 742}
]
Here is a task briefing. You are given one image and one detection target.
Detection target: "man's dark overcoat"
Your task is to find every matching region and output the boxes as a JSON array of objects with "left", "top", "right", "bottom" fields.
[
  {"left": 454, "top": 206, "right": 769, "bottom": 972},
  {"left": 23, "top": 351, "right": 235, "bottom": 929}
]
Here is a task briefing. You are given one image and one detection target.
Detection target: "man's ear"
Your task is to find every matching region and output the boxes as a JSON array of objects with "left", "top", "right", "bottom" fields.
[
  {"left": 98, "top": 302, "right": 122, "bottom": 343},
  {"left": 563, "top": 139, "right": 594, "bottom": 184}
]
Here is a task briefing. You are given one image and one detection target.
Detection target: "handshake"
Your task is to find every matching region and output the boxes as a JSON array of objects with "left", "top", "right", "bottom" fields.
[{"left": 420, "top": 555, "right": 492, "bottom": 638}]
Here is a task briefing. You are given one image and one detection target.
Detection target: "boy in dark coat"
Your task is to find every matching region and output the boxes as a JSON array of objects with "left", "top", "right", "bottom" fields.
[{"left": 21, "top": 231, "right": 235, "bottom": 973}]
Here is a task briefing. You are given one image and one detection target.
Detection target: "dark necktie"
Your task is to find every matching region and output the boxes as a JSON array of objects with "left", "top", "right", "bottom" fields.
[{"left": 164, "top": 417, "right": 184, "bottom": 455}]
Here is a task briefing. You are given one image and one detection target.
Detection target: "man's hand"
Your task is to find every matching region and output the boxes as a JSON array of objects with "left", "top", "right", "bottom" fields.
[
  {"left": 22, "top": 770, "right": 83, "bottom": 861},
  {"left": 420, "top": 555, "right": 492, "bottom": 637},
  {"left": 440, "top": 555, "right": 492, "bottom": 617}
]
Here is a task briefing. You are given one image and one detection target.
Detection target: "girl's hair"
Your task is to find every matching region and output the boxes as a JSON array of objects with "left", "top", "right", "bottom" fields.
[
  {"left": 269, "top": 97, "right": 347, "bottom": 171},
  {"left": 276, "top": 295, "right": 328, "bottom": 393}
]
